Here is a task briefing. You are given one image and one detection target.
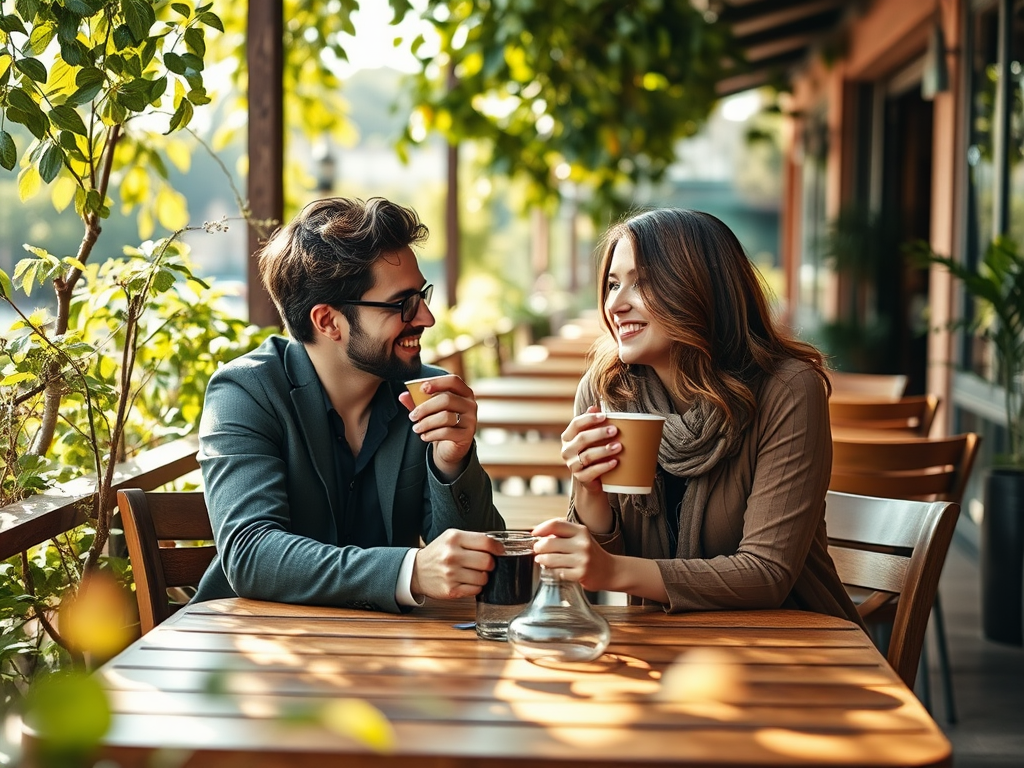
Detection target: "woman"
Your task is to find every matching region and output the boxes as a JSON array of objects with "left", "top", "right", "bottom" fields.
[{"left": 533, "top": 209, "right": 861, "bottom": 624}]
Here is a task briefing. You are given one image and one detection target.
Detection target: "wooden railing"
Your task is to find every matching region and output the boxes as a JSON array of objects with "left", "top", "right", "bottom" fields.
[
  {"left": 0, "top": 319, "right": 525, "bottom": 561},
  {"left": 0, "top": 436, "right": 201, "bottom": 562}
]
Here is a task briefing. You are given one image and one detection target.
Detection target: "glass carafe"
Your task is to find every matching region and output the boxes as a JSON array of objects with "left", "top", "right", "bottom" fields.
[{"left": 507, "top": 566, "right": 611, "bottom": 662}]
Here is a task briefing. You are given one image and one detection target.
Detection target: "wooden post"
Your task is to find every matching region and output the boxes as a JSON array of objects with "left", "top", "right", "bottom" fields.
[
  {"left": 246, "top": 0, "right": 284, "bottom": 328},
  {"left": 445, "top": 63, "right": 460, "bottom": 309}
]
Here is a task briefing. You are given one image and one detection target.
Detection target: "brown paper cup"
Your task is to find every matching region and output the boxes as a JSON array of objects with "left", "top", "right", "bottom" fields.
[
  {"left": 601, "top": 413, "right": 666, "bottom": 494},
  {"left": 405, "top": 376, "right": 446, "bottom": 407}
]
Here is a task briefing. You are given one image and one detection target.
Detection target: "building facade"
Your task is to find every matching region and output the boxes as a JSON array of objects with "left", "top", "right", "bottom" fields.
[{"left": 776, "top": 0, "right": 1021, "bottom": 536}]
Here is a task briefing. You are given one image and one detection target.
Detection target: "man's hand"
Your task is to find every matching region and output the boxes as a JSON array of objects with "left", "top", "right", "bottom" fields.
[
  {"left": 399, "top": 374, "right": 479, "bottom": 481},
  {"left": 411, "top": 529, "right": 504, "bottom": 600}
]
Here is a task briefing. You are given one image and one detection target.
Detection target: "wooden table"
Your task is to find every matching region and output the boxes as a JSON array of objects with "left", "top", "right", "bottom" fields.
[
  {"left": 86, "top": 599, "right": 951, "bottom": 767},
  {"left": 477, "top": 399, "right": 574, "bottom": 435},
  {"left": 539, "top": 336, "right": 596, "bottom": 358},
  {"left": 501, "top": 358, "right": 588, "bottom": 378},
  {"left": 477, "top": 438, "right": 569, "bottom": 480},
  {"left": 472, "top": 376, "right": 579, "bottom": 402},
  {"left": 493, "top": 491, "right": 570, "bottom": 529}
]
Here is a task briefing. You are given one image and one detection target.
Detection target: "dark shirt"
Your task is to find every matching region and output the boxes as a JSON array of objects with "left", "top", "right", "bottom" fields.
[
  {"left": 325, "top": 381, "right": 403, "bottom": 548},
  {"left": 661, "top": 468, "right": 688, "bottom": 555}
]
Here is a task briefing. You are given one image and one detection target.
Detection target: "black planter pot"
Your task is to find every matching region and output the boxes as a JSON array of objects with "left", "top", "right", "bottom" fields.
[{"left": 981, "top": 468, "right": 1024, "bottom": 645}]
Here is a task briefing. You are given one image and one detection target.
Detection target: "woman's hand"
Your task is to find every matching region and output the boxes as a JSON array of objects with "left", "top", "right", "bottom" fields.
[
  {"left": 531, "top": 519, "right": 615, "bottom": 593},
  {"left": 560, "top": 405, "right": 622, "bottom": 492}
]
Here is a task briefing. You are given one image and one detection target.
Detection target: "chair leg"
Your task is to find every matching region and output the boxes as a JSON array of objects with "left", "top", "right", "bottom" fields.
[{"left": 932, "top": 593, "right": 957, "bottom": 724}]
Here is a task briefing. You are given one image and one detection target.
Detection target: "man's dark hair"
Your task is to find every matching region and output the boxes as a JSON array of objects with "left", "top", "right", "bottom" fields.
[{"left": 257, "top": 197, "right": 428, "bottom": 342}]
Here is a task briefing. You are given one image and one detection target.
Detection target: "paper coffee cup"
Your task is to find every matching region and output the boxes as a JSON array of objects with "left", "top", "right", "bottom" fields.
[
  {"left": 601, "top": 412, "right": 666, "bottom": 494},
  {"left": 405, "top": 376, "right": 445, "bottom": 407}
]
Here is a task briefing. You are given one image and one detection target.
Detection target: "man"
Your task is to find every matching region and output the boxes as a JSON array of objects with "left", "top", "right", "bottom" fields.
[{"left": 193, "top": 197, "right": 505, "bottom": 612}]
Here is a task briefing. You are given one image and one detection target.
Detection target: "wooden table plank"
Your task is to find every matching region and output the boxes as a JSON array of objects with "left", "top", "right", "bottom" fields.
[
  {"left": 472, "top": 376, "right": 579, "bottom": 402},
  {"left": 538, "top": 336, "right": 597, "bottom": 358},
  {"left": 477, "top": 439, "right": 568, "bottom": 480},
  {"left": 476, "top": 400, "right": 574, "bottom": 434},
  {"left": 94, "top": 719, "right": 951, "bottom": 768},
  {"left": 501, "top": 358, "right": 589, "bottom": 378},
  {"left": 493, "top": 492, "right": 569, "bottom": 529}
]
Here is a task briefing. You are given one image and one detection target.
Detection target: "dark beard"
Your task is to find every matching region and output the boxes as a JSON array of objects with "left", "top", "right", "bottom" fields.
[{"left": 347, "top": 314, "right": 421, "bottom": 381}]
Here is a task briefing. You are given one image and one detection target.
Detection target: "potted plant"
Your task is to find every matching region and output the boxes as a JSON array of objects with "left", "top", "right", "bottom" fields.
[{"left": 912, "top": 235, "right": 1024, "bottom": 645}]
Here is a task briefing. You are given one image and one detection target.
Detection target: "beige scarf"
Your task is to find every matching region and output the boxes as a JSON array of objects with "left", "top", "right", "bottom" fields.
[{"left": 619, "top": 371, "right": 743, "bottom": 558}]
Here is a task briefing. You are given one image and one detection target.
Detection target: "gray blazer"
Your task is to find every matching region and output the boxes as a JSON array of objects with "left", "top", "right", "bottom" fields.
[{"left": 193, "top": 335, "right": 503, "bottom": 612}]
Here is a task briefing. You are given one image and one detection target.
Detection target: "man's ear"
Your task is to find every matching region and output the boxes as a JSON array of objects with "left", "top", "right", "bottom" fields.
[{"left": 310, "top": 304, "right": 346, "bottom": 341}]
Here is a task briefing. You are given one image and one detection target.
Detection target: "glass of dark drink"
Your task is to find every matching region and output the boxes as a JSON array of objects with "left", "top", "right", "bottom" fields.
[{"left": 476, "top": 531, "right": 538, "bottom": 640}]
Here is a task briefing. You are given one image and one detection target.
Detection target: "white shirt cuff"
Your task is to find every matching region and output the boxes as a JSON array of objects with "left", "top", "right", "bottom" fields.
[{"left": 396, "top": 548, "right": 424, "bottom": 607}]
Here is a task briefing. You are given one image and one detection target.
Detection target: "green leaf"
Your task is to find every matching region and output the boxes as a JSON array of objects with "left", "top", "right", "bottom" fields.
[
  {"left": 0, "top": 14, "right": 28, "bottom": 35},
  {"left": 121, "top": 0, "right": 155, "bottom": 43},
  {"left": 6, "top": 86, "right": 37, "bottom": 113},
  {"left": 67, "top": 81, "right": 103, "bottom": 105},
  {"left": 152, "top": 267, "right": 176, "bottom": 293},
  {"left": 39, "top": 144, "right": 63, "bottom": 183},
  {"left": 59, "top": 39, "right": 86, "bottom": 67},
  {"left": 49, "top": 104, "right": 88, "bottom": 136},
  {"left": 27, "top": 21, "right": 55, "bottom": 53},
  {"left": 180, "top": 52, "right": 204, "bottom": 72},
  {"left": 0, "top": 129, "right": 16, "bottom": 171},
  {"left": 84, "top": 188, "right": 102, "bottom": 212},
  {"left": 75, "top": 66, "right": 104, "bottom": 89},
  {"left": 0, "top": 268, "right": 13, "bottom": 299},
  {"left": 171, "top": 3, "right": 191, "bottom": 18},
  {"left": 14, "top": 57, "right": 47, "bottom": 83},
  {"left": 124, "top": 54, "right": 143, "bottom": 78},
  {"left": 64, "top": 0, "right": 96, "bottom": 17},
  {"left": 114, "top": 87, "right": 147, "bottom": 112},
  {"left": 197, "top": 11, "right": 223, "bottom": 32},
  {"left": 166, "top": 98, "right": 193, "bottom": 133},
  {"left": 140, "top": 38, "right": 156, "bottom": 67},
  {"left": 184, "top": 27, "right": 205, "bottom": 58},
  {"left": 6, "top": 91, "right": 47, "bottom": 139},
  {"left": 53, "top": 5, "right": 78, "bottom": 42},
  {"left": 112, "top": 24, "right": 134, "bottom": 50},
  {"left": 15, "top": 0, "right": 42, "bottom": 21},
  {"left": 58, "top": 130, "right": 79, "bottom": 152},
  {"left": 163, "top": 51, "right": 186, "bottom": 74},
  {"left": 106, "top": 53, "right": 124, "bottom": 75},
  {"left": 148, "top": 75, "right": 167, "bottom": 103},
  {"left": 186, "top": 86, "right": 210, "bottom": 105},
  {"left": 1, "top": 371, "right": 35, "bottom": 386},
  {"left": 101, "top": 97, "right": 127, "bottom": 126}
]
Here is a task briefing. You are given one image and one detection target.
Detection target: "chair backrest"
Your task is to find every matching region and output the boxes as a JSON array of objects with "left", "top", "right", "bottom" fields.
[
  {"left": 829, "top": 394, "right": 941, "bottom": 437},
  {"left": 828, "top": 371, "right": 908, "bottom": 401},
  {"left": 117, "top": 489, "right": 215, "bottom": 635},
  {"left": 830, "top": 432, "right": 980, "bottom": 504},
  {"left": 824, "top": 491, "right": 959, "bottom": 688}
]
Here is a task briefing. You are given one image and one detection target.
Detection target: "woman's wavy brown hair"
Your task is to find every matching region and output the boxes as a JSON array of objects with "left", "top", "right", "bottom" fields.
[{"left": 589, "top": 208, "right": 830, "bottom": 435}]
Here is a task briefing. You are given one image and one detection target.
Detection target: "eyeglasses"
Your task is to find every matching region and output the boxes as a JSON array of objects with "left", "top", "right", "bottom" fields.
[{"left": 334, "top": 284, "right": 433, "bottom": 323}]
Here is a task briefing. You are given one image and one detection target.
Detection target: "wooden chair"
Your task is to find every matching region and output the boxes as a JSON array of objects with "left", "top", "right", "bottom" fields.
[
  {"left": 829, "top": 432, "right": 980, "bottom": 722},
  {"left": 830, "top": 433, "right": 979, "bottom": 505},
  {"left": 829, "top": 394, "right": 940, "bottom": 437},
  {"left": 117, "top": 489, "right": 216, "bottom": 635},
  {"left": 824, "top": 491, "right": 959, "bottom": 691},
  {"left": 828, "top": 371, "right": 908, "bottom": 401}
]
